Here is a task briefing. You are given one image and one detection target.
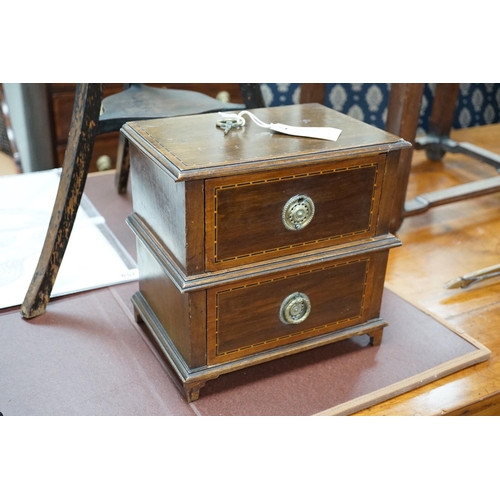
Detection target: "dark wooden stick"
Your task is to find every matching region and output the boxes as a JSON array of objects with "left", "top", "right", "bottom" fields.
[{"left": 21, "top": 83, "right": 103, "bottom": 319}]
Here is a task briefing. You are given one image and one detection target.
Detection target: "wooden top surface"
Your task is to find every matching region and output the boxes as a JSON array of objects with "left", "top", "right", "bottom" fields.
[
  {"left": 355, "top": 123, "right": 500, "bottom": 416},
  {"left": 122, "top": 103, "right": 409, "bottom": 181}
]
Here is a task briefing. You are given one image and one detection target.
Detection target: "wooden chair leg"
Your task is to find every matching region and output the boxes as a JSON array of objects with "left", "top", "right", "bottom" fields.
[
  {"left": 20, "top": 83, "right": 103, "bottom": 319},
  {"left": 239, "top": 84, "right": 265, "bottom": 109},
  {"left": 300, "top": 83, "right": 326, "bottom": 104},
  {"left": 417, "top": 83, "right": 500, "bottom": 170},
  {"left": 385, "top": 83, "right": 425, "bottom": 233},
  {"left": 114, "top": 133, "right": 130, "bottom": 194},
  {"left": 418, "top": 83, "right": 460, "bottom": 161}
]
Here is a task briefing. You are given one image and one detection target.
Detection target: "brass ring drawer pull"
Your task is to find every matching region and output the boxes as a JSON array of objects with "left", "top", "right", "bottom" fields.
[
  {"left": 282, "top": 194, "right": 315, "bottom": 231},
  {"left": 279, "top": 292, "right": 311, "bottom": 324}
]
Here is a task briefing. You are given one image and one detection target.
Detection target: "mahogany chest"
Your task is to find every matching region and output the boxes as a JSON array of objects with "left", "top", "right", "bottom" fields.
[{"left": 122, "top": 103, "right": 410, "bottom": 401}]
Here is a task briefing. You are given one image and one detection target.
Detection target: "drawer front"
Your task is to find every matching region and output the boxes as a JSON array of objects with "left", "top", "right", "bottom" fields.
[
  {"left": 205, "top": 155, "right": 385, "bottom": 271},
  {"left": 207, "top": 252, "right": 388, "bottom": 365}
]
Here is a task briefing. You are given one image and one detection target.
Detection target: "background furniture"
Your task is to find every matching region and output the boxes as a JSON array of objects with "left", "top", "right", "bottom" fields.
[
  {"left": 20, "top": 83, "right": 265, "bottom": 319},
  {"left": 46, "top": 84, "right": 251, "bottom": 173},
  {"left": 386, "top": 83, "right": 500, "bottom": 231},
  {"left": 0, "top": 84, "right": 21, "bottom": 174},
  {"left": 99, "top": 84, "right": 261, "bottom": 193},
  {"left": 43, "top": 83, "right": 500, "bottom": 175},
  {"left": 260, "top": 83, "right": 500, "bottom": 131},
  {"left": 355, "top": 121, "right": 500, "bottom": 415},
  {"left": 1, "top": 83, "right": 55, "bottom": 173}
]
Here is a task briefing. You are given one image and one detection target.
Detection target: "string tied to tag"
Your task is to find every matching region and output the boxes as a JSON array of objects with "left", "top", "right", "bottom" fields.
[{"left": 217, "top": 110, "right": 342, "bottom": 141}]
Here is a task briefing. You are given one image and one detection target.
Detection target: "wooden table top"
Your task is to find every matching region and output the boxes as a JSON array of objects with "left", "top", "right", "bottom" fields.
[{"left": 355, "top": 123, "right": 500, "bottom": 416}]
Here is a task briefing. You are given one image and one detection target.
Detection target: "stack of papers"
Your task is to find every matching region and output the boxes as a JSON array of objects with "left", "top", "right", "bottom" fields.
[{"left": 0, "top": 169, "right": 138, "bottom": 310}]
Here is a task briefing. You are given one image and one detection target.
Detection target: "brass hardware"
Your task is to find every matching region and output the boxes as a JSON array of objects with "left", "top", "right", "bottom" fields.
[
  {"left": 216, "top": 90, "right": 231, "bottom": 103},
  {"left": 279, "top": 292, "right": 311, "bottom": 324},
  {"left": 96, "top": 155, "right": 112, "bottom": 171},
  {"left": 282, "top": 194, "right": 315, "bottom": 231}
]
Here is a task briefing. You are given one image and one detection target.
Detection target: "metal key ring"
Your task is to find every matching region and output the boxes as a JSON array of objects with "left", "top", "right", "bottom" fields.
[{"left": 216, "top": 116, "right": 245, "bottom": 129}]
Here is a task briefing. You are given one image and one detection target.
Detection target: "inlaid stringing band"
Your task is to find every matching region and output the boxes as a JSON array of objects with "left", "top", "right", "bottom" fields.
[
  {"left": 212, "top": 162, "right": 379, "bottom": 263},
  {"left": 213, "top": 258, "right": 369, "bottom": 357}
]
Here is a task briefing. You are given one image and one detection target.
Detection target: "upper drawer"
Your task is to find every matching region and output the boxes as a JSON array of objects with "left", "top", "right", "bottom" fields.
[{"left": 205, "top": 154, "right": 385, "bottom": 271}]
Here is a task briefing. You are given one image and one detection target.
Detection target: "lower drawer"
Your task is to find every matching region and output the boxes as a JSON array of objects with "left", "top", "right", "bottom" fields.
[
  {"left": 133, "top": 233, "right": 396, "bottom": 400},
  {"left": 207, "top": 250, "right": 389, "bottom": 365}
]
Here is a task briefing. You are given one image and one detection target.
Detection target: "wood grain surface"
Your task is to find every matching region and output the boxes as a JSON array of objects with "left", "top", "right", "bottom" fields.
[{"left": 354, "top": 123, "right": 500, "bottom": 416}]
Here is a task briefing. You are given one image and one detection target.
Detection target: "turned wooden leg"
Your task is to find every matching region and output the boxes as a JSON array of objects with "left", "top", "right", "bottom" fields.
[{"left": 20, "top": 83, "right": 103, "bottom": 319}]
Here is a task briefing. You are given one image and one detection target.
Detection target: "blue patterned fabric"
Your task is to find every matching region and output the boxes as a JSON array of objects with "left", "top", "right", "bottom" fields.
[{"left": 260, "top": 83, "right": 500, "bottom": 133}]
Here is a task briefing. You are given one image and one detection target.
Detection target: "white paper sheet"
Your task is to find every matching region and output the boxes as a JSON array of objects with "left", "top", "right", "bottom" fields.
[{"left": 0, "top": 169, "right": 138, "bottom": 310}]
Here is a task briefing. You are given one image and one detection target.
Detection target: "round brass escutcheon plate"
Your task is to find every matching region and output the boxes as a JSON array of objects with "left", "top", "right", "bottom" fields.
[
  {"left": 279, "top": 292, "right": 311, "bottom": 325},
  {"left": 282, "top": 194, "right": 315, "bottom": 231}
]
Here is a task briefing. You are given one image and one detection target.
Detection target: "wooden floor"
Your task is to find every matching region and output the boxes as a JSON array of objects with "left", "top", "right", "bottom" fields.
[{"left": 355, "top": 123, "right": 500, "bottom": 415}]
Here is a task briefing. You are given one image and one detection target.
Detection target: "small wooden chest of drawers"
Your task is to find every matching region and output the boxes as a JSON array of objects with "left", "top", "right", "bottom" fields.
[{"left": 122, "top": 103, "right": 410, "bottom": 401}]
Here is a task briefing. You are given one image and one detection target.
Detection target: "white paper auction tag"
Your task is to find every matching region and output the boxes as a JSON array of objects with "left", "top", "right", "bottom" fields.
[
  {"left": 269, "top": 123, "right": 342, "bottom": 141},
  {"left": 218, "top": 111, "right": 342, "bottom": 141}
]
